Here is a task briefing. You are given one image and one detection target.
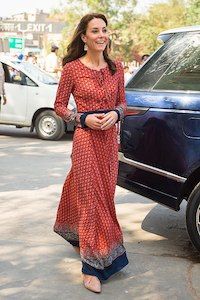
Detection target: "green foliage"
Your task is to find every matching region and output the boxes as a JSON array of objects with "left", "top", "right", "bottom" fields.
[
  {"left": 186, "top": 0, "right": 200, "bottom": 25},
  {"left": 131, "top": 0, "right": 187, "bottom": 55},
  {"left": 49, "top": 0, "right": 199, "bottom": 62},
  {"left": 50, "top": 1, "right": 88, "bottom": 57}
]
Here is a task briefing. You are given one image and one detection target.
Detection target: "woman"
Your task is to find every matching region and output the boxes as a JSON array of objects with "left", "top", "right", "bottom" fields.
[{"left": 54, "top": 13, "right": 128, "bottom": 293}]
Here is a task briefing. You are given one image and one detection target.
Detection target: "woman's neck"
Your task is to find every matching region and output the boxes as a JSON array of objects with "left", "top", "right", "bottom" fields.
[{"left": 82, "top": 51, "right": 106, "bottom": 68}]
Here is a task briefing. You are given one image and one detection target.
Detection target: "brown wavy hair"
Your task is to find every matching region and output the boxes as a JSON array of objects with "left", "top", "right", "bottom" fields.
[{"left": 62, "top": 13, "right": 116, "bottom": 75}]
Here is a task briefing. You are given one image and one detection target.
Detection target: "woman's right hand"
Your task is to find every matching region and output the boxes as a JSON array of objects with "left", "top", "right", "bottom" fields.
[{"left": 85, "top": 113, "right": 105, "bottom": 130}]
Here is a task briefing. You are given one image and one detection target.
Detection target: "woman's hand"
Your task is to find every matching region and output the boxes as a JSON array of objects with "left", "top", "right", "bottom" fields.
[
  {"left": 100, "top": 111, "right": 118, "bottom": 130},
  {"left": 85, "top": 113, "right": 105, "bottom": 130}
]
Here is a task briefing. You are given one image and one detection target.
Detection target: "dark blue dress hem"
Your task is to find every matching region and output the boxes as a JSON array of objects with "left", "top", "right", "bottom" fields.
[{"left": 82, "top": 251, "right": 129, "bottom": 281}]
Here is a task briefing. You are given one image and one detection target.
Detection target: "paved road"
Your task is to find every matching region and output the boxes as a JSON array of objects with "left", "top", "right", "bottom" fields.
[{"left": 0, "top": 126, "right": 200, "bottom": 300}]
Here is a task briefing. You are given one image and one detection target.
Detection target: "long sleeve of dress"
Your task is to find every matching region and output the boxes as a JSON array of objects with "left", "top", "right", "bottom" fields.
[
  {"left": 54, "top": 64, "right": 76, "bottom": 122},
  {"left": 115, "top": 62, "right": 127, "bottom": 119}
]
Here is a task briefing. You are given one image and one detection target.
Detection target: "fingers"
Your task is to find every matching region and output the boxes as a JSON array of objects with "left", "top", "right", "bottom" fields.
[
  {"left": 84, "top": 112, "right": 116, "bottom": 130},
  {"left": 101, "top": 112, "right": 117, "bottom": 130},
  {"left": 101, "top": 111, "right": 118, "bottom": 122},
  {"left": 91, "top": 120, "right": 102, "bottom": 129},
  {"left": 94, "top": 113, "right": 105, "bottom": 120},
  {"left": 93, "top": 116, "right": 103, "bottom": 128},
  {"left": 101, "top": 113, "right": 110, "bottom": 122},
  {"left": 101, "top": 118, "right": 115, "bottom": 130},
  {"left": 85, "top": 114, "right": 103, "bottom": 130}
]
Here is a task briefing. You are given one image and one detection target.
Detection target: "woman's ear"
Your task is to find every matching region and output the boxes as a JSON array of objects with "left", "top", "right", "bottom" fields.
[{"left": 81, "top": 33, "right": 86, "bottom": 44}]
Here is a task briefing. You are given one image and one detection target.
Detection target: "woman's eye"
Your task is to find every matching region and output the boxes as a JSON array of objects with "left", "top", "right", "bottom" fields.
[{"left": 91, "top": 28, "right": 107, "bottom": 34}]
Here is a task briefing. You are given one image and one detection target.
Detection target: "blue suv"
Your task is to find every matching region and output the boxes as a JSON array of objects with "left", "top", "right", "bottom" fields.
[{"left": 118, "top": 26, "right": 200, "bottom": 252}]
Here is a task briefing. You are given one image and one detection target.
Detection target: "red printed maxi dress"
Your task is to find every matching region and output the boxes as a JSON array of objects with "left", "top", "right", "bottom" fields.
[{"left": 54, "top": 59, "right": 128, "bottom": 281}]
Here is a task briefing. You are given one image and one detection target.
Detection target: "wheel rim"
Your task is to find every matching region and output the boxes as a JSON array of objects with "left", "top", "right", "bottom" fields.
[
  {"left": 38, "top": 116, "right": 57, "bottom": 137},
  {"left": 196, "top": 203, "right": 200, "bottom": 236}
]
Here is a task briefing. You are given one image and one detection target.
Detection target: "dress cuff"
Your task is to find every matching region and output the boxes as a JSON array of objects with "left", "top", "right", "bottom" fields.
[
  {"left": 113, "top": 109, "right": 120, "bottom": 122},
  {"left": 115, "top": 106, "right": 125, "bottom": 121},
  {"left": 80, "top": 113, "right": 88, "bottom": 128},
  {"left": 62, "top": 109, "right": 82, "bottom": 125}
]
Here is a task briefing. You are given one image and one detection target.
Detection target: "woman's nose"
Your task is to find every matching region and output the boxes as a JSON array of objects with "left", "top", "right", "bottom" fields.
[{"left": 98, "top": 31, "right": 106, "bottom": 38}]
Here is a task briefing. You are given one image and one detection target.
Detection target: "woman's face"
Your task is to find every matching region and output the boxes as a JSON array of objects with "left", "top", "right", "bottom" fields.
[{"left": 82, "top": 18, "right": 109, "bottom": 52}]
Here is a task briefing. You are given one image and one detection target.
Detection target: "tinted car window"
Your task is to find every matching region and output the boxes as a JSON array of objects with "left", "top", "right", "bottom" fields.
[
  {"left": 127, "top": 32, "right": 199, "bottom": 91},
  {"left": 3, "top": 64, "right": 23, "bottom": 85},
  {"left": 3, "top": 63, "right": 37, "bottom": 86},
  {"left": 154, "top": 34, "right": 200, "bottom": 91}
]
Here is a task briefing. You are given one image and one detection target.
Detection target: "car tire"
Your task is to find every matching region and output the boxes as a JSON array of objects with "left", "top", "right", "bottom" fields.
[
  {"left": 35, "top": 110, "right": 65, "bottom": 140},
  {"left": 186, "top": 182, "right": 200, "bottom": 252}
]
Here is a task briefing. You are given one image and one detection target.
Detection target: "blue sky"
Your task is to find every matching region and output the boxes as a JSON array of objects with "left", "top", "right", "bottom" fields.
[{"left": 0, "top": 0, "right": 166, "bottom": 18}]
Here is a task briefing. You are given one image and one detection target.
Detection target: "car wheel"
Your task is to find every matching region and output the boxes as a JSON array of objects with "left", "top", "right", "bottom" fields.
[
  {"left": 186, "top": 182, "right": 200, "bottom": 252},
  {"left": 35, "top": 110, "right": 65, "bottom": 140}
]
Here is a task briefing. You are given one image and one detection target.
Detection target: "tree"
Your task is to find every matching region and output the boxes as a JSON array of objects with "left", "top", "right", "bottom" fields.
[
  {"left": 130, "top": 0, "right": 187, "bottom": 57},
  {"left": 49, "top": 0, "right": 198, "bottom": 63},
  {"left": 186, "top": 0, "right": 200, "bottom": 25}
]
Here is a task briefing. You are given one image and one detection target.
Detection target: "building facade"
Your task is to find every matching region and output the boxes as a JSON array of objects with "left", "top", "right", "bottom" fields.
[{"left": 0, "top": 10, "right": 65, "bottom": 54}]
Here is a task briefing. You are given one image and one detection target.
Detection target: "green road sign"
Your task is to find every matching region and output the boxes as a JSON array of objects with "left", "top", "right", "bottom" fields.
[{"left": 9, "top": 37, "right": 24, "bottom": 49}]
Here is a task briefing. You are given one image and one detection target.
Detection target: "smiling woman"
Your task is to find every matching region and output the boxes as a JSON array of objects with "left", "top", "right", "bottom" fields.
[
  {"left": 53, "top": 13, "right": 128, "bottom": 294},
  {"left": 80, "top": 18, "right": 108, "bottom": 55}
]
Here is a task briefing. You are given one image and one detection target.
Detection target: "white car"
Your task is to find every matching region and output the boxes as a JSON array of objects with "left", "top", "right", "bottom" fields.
[{"left": 0, "top": 56, "right": 76, "bottom": 140}]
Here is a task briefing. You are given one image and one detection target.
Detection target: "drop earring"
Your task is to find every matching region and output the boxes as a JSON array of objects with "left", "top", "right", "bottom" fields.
[{"left": 84, "top": 43, "right": 88, "bottom": 51}]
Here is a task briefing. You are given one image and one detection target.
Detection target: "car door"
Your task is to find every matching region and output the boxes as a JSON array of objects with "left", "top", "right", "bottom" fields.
[
  {"left": 0, "top": 63, "right": 28, "bottom": 124},
  {"left": 118, "top": 31, "right": 200, "bottom": 209}
]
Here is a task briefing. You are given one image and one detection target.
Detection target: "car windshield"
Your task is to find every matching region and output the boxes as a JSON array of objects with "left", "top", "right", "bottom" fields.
[{"left": 14, "top": 61, "right": 58, "bottom": 85}]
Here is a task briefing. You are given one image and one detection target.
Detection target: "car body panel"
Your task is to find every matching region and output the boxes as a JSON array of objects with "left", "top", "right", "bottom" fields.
[
  {"left": 123, "top": 91, "right": 200, "bottom": 176},
  {"left": 117, "top": 162, "right": 182, "bottom": 210},
  {"left": 1, "top": 82, "right": 28, "bottom": 123}
]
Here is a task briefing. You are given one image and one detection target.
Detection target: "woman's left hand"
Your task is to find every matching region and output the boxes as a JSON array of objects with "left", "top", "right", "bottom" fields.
[{"left": 100, "top": 111, "right": 118, "bottom": 130}]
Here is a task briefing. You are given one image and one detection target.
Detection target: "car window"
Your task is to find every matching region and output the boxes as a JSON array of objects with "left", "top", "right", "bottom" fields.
[
  {"left": 3, "top": 63, "right": 37, "bottom": 86},
  {"left": 4, "top": 64, "right": 23, "bottom": 85},
  {"left": 25, "top": 76, "right": 37, "bottom": 86},
  {"left": 126, "top": 32, "right": 199, "bottom": 91},
  {"left": 16, "top": 62, "right": 58, "bottom": 85},
  {"left": 153, "top": 34, "right": 200, "bottom": 91}
]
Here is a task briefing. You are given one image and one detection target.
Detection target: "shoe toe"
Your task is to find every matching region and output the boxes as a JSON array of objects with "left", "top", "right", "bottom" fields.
[{"left": 83, "top": 276, "right": 101, "bottom": 293}]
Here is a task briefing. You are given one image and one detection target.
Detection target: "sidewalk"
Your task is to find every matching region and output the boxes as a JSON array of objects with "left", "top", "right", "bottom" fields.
[{"left": 0, "top": 130, "right": 200, "bottom": 299}]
